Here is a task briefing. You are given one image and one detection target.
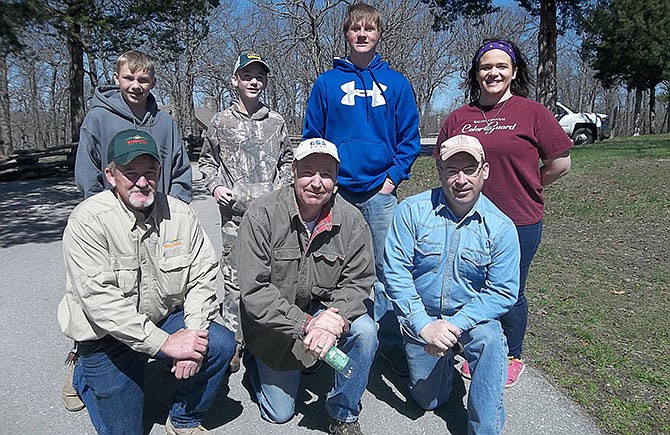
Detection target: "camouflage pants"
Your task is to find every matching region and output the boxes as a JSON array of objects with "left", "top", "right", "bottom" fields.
[{"left": 220, "top": 219, "right": 243, "bottom": 344}]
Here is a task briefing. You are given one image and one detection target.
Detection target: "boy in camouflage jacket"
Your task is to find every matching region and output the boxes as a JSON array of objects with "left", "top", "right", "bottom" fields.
[{"left": 198, "top": 52, "right": 294, "bottom": 372}]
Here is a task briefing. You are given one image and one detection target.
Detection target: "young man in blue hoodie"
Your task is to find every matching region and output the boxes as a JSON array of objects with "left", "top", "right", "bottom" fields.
[
  {"left": 74, "top": 50, "right": 192, "bottom": 203},
  {"left": 303, "top": 2, "right": 421, "bottom": 377}
]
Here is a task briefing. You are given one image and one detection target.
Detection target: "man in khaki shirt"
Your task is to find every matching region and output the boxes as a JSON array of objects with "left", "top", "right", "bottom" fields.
[{"left": 58, "top": 129, "right": 235, "bottom": 435}]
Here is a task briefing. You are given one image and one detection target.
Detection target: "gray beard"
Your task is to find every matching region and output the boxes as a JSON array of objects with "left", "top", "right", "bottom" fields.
[{"left": 129, "top": 191, "right": 155, "bottom": 210}]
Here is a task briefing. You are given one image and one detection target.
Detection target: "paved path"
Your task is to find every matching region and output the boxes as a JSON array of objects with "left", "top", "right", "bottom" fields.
[{"left": 0, "top": 167, "right": 604, "bottom": 434}]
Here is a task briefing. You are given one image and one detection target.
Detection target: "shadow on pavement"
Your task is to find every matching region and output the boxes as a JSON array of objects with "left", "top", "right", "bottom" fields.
[
  {"left": 295, "top": 367, "right": 332, "bottom": 432},
  {"left": 230, "top": 354, "right": 470, "bottom": 434},
  {"left": 136, "top": 351, "right": 470, "bottom": 434},
  {"left": 0, "top": 173, "right": 212, "bottom": 249},
  {"left": 367, "top": 354, "right": 469, "bottom": 435},
  {"left": 0, "top": 177, "right": 81, "bottom": 248},
  {"left": 142, "top": 360, "right": 243, "bottom": 434},
  {"left": 435, "top": 375, "right": 469, "bottom": 435},
  {"left": 233, "top": 359, "right": 337, "bottom": 433}
]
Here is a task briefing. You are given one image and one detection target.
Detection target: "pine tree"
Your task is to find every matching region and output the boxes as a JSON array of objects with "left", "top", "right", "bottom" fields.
[{"left": 582, "top": 0, "right": 670, "bottom": 134}]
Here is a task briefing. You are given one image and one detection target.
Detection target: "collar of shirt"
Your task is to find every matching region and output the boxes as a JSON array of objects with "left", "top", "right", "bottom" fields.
[
  {"left": 434, "top": 188, "right": 484, "bottom": 227},
  {"left": 111, "top": 190, "right": 169, "bottom": 234},
  {"left": 288, "top": 192, "right": 339, "bottom": 249}
]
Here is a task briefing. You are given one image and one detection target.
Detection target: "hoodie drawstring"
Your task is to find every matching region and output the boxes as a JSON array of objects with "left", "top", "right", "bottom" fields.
[
  {"left": 354, "top": 69, "right": 371, "bottom": 123},
  {"left": 368, "top": 68, "right": 389, "bottom": 117}
]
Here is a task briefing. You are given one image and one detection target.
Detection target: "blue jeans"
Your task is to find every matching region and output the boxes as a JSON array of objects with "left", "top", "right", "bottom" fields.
[
  {"left": 338, "top": 187, "right": 401, "bottom": 351},
  {"left": 73, "top": 310, "right": 236, "bottom": 435},
  {"left": 244, "top": 314, "right": 378, "bottom": 424},
  {"left": 404, "top": 320, "right": 507, "bottom": 435},
  {"left": 500, "top": 221, "right": 543, "bottom": 358}
]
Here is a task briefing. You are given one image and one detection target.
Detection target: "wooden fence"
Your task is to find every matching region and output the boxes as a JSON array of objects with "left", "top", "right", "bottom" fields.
[
  {"left": 0, "top": 136, "right": 437, "bottom": 183},
  {"left": 0, "top": 143, "right": 77, "bottom": 182}
]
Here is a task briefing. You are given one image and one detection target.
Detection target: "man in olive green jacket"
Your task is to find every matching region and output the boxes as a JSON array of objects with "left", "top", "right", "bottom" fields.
[{"left": 237, "top": 138, "right": 378, "bottom": 435}]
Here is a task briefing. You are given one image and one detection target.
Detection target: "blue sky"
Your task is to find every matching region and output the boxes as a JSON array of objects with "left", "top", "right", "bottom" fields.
[{"left": 494, "top": 0, "right": 518, "bottom": 7}]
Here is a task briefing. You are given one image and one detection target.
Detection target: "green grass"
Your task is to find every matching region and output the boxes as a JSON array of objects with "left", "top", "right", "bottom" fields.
[{"left": 398, "top": 133, "right": 670, "bottom": 434}]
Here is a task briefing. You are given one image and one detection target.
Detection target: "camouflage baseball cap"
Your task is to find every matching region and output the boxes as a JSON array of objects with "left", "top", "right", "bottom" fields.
[{"left": 234, "top": 52, "right": 270, "bottom": 73}]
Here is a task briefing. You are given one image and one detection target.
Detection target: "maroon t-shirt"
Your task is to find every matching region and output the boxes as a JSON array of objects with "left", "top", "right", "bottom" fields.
[{"left": 435, "top": 96, "right": 573, "bottom": 226}]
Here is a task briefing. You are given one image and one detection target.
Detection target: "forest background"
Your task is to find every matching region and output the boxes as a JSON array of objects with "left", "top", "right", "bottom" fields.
[
  {"left": 0, "top": 1, "right": 669, "bottom": 433},
  {"left": 0, "top": 0, "right": 669, "bottom": 155}
]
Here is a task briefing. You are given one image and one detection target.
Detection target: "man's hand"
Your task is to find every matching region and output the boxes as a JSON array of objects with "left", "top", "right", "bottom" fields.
[
  {"left": 380, "top": 178, "right": 395, "bottom": 195},
  {"left": 307, "top": 307, "right": 347, "bottom": 337},
  {"left": 419, "top": 320, "right": 461, "bottom": 357},
  {"left": 171, "top": 359, "right": 202, "bottom": 380},
  {"left": 304, "top": 328, "right": 338, "bottom": 359},
  {"left": 303, "top": 307, "right": 346, "bottom": 359},
  {"left": 213, "top": 185, "right": 234, "bottom": 207},
  {"left": 160, "top": 329, "right": 209, "bottom": 362}
]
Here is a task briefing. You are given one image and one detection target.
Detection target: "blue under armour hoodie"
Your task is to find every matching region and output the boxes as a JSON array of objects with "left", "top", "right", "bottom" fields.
[{"left": 303, "top": 53, "right": 421, "bottom": 193}]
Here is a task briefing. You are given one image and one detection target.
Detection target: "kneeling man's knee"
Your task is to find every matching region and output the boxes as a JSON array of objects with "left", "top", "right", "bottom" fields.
[
  {"left": 349, "top": 314, "right": 379, "bottom": 349},
  {"left": 206, "top": 323, "right": 236, "bottom": 365},
  {"left": 468, "top": 320, "right": 505, "bottom": 349},
  {"left": 258, "top": 397, "right": 296, "bottom": 424},
  {"left": 409, "top": 387, "right": 445, "bottom": 411}
]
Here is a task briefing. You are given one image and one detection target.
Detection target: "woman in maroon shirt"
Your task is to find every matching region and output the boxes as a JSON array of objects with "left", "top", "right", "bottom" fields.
[{"left": 436, "top": 39, "right": 573, "bottom": 387}]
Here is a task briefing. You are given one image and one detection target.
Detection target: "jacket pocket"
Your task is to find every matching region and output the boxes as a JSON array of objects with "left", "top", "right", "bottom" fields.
[
  {"left": 414, "top": 239, "right": 442, "bottom": 275},
  {"left": 457, "top": 248, "right": 490, "bottom": 289},
  {"left": 110, "top": 254, "right": 139, "bottom": 297},
  {"left": 272, "top": 247, "right": 301, "bottom": 288},
  {"left": 312, "top": 251, "right": 345, "bottom": 295},
  {"left": 157, "top": 254, "right": 191, "bottom": 299},
  {"left": 338, "top": 140, "right": 393, "bottom": 180}
]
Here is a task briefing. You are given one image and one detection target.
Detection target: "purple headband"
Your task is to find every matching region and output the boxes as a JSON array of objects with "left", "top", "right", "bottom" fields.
[{"left": 475, "top": 41, "right": 517, "bottom": 64}]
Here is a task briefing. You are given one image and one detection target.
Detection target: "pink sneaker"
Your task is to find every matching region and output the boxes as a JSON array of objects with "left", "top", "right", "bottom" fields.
[
  {"left": 458, "top": 360, "right": 471, "bottom": 379},
  {"left": 506, "top": 357, "right": 525, "bottom": 387}
]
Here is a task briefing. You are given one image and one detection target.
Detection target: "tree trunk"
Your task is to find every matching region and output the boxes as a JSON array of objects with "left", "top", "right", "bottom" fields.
[
  {"left": 49, "top": 63, "right": 59, "bottom": 146},
  {"left": 536, "top": 0, "right": 557, "bottom": 110},
  {"left": 67, "top": 1, "right": 86, "bottom": 144},
  {"left": 183, "top": 53, "right": 196, "bottom": 139},
  {"left": 185, "top": 77, "right": 195, "bottom": 138},
  {"left": 29, "top": 62, "right": 40, "bottom": 148},
  {"left": 0, "top": 55, "right": 12, "bottom": 156},
  {"left": 87, "top": 48, "right": 99, "bottom": 90},
  {"left": 169, "top": 59, "right": 186, "bottom": 139},
  {"left": 648, "top": 85, "right": 656, "bottom": 134},
  {"left": 633, "top": 88, "right": 642, "bottom": 136}
]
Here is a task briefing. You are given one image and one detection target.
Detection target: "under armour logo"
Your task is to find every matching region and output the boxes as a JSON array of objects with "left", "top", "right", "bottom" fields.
[{"left": 340, "top": 81, "right": 387, "bottom": 107}]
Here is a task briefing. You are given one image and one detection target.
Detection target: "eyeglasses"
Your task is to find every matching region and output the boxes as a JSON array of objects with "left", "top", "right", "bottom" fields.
[{"left": 442, "top": 161, "right": 483, "bottom": 179}]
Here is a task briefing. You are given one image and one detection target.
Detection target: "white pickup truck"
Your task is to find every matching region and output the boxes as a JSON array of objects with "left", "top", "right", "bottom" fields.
[{"left": 554, "top": 102, "right": 611, "bottom": 145}]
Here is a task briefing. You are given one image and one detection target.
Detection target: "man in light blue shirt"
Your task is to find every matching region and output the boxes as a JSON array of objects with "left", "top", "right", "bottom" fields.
[{"left": 383, "top": 134, "right": 520, "bottom": 434}]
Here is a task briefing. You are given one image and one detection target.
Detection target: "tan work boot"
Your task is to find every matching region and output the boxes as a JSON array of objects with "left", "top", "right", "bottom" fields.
[
  {"left": 227, "top": 342, "right": 243, "bottom": 374},
  {"left": 62, "top": 363, "right": 85, "bottom": 412},
  {"left": 166, "top": 417, "right": 209, "bottom": 434}
]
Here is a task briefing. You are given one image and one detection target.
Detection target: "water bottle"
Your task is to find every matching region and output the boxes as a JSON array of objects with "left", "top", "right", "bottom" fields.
[{"left": 323, "top": 345, "right": 356, "bottom": 379}]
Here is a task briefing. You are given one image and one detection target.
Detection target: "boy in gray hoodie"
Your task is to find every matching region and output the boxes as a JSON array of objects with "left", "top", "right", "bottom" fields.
[
  {"left": 63, "top": 51, "right": 193, "bottom": 414},
  {"left": 74, "top": 50, "right": 192, "bottom": 203}
]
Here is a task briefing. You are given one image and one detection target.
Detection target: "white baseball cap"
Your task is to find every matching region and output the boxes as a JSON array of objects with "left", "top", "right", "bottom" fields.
[{"left": 295, "top": 138, "right": 340, "bottom": 162}]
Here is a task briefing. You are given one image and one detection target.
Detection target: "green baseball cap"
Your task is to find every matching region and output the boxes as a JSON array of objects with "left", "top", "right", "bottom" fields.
[{"left": 107, "top": 129, "right": 160, "bottom": 165}]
